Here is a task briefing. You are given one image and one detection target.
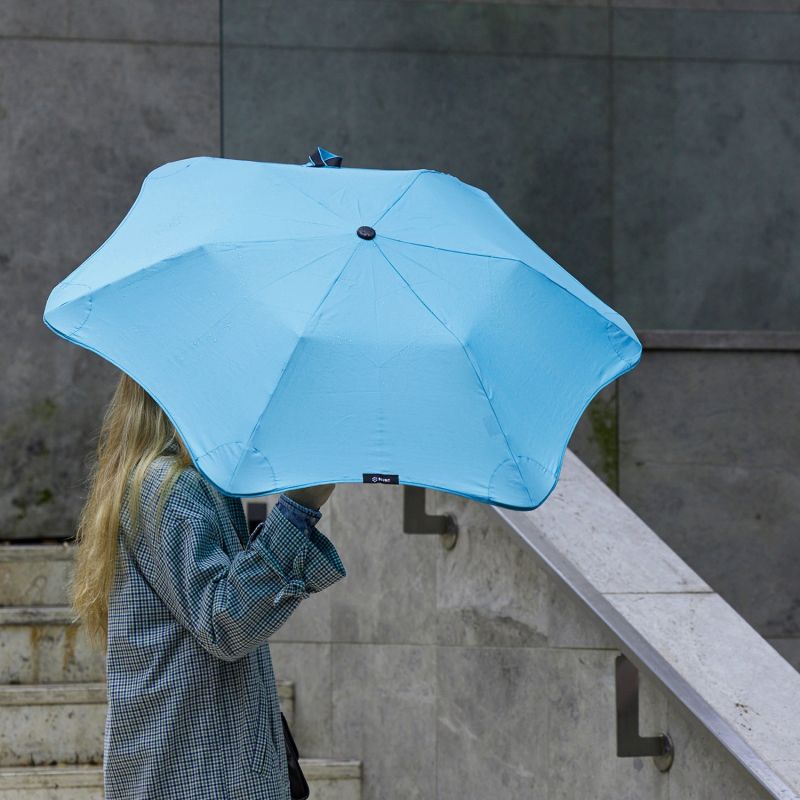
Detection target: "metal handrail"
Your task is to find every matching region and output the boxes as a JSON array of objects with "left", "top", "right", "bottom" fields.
[{"left": 492, "top": 505, "right": 799, "bottom": 800}]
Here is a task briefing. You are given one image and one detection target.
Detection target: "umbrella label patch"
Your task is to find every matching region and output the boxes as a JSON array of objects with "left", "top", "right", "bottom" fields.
[{"left": 363, "top": 473, "right": 399, "bottom": 484}]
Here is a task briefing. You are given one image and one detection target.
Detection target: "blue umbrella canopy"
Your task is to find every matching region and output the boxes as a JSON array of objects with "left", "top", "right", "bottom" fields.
[{"left": 43, "top": 149, "right": 641, "bottom": 510}]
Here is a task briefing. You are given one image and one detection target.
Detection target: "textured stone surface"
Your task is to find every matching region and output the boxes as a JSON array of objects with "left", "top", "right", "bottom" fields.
[
  {"left": 615, "top": 7, "right": 800, "bottom": 60},
  {"left": 1, "top": 29, "right": 219, "bottom": 538},
  {"left": 613, "top": 56, "right": 800, "bottom": 330},
  {"left": 507, "top": 450, "right": 711, "bottom": 594},
  {"left": 618, "top": 351, "right": 800, "bottom": 637},
  {"left": 0, "top": 699, "right": 105, "bottom": 766},
  {"left": 665, "top": 697, "right": 780, "bottom": 800},
  {"left": 332, "top": 643, "right": 436, "bottom": 800},
  {"left": 274, "top": 446, "right": 787, "bottom": 798},
  {"left": 0, "top": 761, "right": 361, "bottom": 800},
  {"left": 327, "top": 483, "right": 438, "bottom": 645},
  {"left": 614, "top": 0, "right": 800, "bottom": 9},
  {"left": 0, "top": 612, "right": 106, "bottom": 684},
  {"left": 545, "top": 571, "right": 618, "bottom": 650},
  {"left": 0, "top": 0, "right": 218, "bottom": 42},
  {"left": 269, "top": 642, "right": 332, "bottom": 757},
  {"left": 546, "top": 649, "right": 669, "bottom": 799},
  {"left": 436, "top": 645, "right": 549, "bottom": 798},
  {"left": 0, "top": 546, "right": 74, "bottom": 606},
  {"left": 432, "top": 490, "right": 550, "bottom": 648},
  {"left": 223, "top": 0, "right": 609, "bottom": 54}
]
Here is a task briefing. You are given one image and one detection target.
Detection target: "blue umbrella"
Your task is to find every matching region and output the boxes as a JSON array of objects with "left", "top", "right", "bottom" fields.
[{"left": 42, "top": 148, "right": 641, "bottom": 510}]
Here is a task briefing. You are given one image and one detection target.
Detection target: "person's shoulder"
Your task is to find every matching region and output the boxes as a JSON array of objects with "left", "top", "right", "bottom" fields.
[{"left": 141, "top": 456, "right": 216, "bottom": 519}]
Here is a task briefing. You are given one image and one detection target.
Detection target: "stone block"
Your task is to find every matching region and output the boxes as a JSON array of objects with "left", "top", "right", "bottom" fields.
[
  {"left": 666, "top": 697, "right": 773, "bottom": 800},
  {"left": 328, "top": 484, "right": 437, "bottom": 644},
  {"left": 0, "top": 546, "right": 74, "bottom": 606},
  {"left": 432, "top": 490, "right": 549, "bottom": 648},
  {"left": 436, "top": 645, "right": 549, "bottom": 798},
  {"left": 269, "top": 642, "right": 332, "bottom": 757},
  {"left": 0, "top": 35, "right": 219, "bottom": 538},
  {"left": 0, "top": 0, "right": 218, "bottom": 42},
  {"left": 546, "top": 649, "right": 669, "bottom": 800},
  {"left": 332, "top": 643, "right": 435, "bottom": 800},
  {"left": 613, "top": 58, "right": 800, "bottom": 330},
  {"left": 509, "top": 449, "right": 710, "bottom": 594},
  {"left": 0, "top": 608, "right": 106, "bottom": 684},
  {"left": 223, "top": 0, "right": 609, "bottom": 55},
  {"left": 614, "top": 7, "right": 800, "bottom": 61},
  {"left": 0, "top": 684, "right": 106, "bottom": 767}
]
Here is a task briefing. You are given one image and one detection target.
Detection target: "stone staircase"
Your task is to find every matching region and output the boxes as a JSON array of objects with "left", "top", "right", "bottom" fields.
[{"left": 0, "top": 543, "right": 361, "bottom": 799}]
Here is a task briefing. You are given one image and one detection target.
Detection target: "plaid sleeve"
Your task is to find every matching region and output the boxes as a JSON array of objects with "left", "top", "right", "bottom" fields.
[
  {"left": 131, "top": 478, "right": 346, "bottom": 663},
  {"left": 248, "top": 493, "right": 347, "bottom": 605}
]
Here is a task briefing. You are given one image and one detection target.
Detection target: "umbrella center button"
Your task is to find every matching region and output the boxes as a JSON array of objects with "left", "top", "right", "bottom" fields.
[{"left": 356, "top": 226, "right": 376, "bottom": 240}]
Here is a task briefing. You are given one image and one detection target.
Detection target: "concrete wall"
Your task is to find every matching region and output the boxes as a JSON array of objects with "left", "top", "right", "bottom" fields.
[
  {"left": 267, "top": 449, "right": 798, "bottom": 800},
  {"left": 0, "top": 2, "right": 221, "bottom": 539}
]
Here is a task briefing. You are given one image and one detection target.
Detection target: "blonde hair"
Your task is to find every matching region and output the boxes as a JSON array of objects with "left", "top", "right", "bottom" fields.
[{"left": 69, "top": 371, "right": 194, "bottom": 654}]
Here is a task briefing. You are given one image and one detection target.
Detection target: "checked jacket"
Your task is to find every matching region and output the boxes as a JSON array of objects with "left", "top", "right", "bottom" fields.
[{"left": 104, "top": 443, "right": 347, "bottom": 799}]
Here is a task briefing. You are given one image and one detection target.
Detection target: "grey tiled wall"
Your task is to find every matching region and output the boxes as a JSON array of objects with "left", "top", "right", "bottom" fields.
[{"left": 1, "top": 2, "right": 221, "bottom": 538}]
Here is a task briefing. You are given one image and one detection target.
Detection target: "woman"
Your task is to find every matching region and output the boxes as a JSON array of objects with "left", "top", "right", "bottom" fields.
[{"left": 69, "top": 372, "right": 347, "bottom": 799}]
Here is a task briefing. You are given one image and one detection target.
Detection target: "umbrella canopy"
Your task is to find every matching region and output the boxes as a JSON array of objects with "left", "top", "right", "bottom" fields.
[{"left": 43, "top": 151, "right": 641, "bottom": 510}]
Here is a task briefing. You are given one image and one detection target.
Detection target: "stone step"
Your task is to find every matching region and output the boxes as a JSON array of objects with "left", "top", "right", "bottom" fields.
[
  {"left": 0, "top": 765, "right": 103, "bottom": 800},
  {"left": 0, "top": 681, "right": 295, "bottom": 767},
  {"left": 0, "top": 607, "right": 106, "bottom": 684},
  {"left": 0, "top": 545, "right": 75, "bottom": 607},
  {"left": 0, "top": 758, "right": 362, "bottom": 799},
  {"left": 0, "top": 683, "right": 105, "bottom": 767}
]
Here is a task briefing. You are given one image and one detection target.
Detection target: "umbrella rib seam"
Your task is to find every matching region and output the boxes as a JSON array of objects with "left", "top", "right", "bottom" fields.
[
  {"left": 229, "top": 241, "right": 363, "bottom": 488},
  {"left": 378, "top": 234, "right": 637, "bottom": 352},
  {"left": 371, "top": 170, "right": 437, "bottom": 228},
  {"left": 374, "top": 241, "right": 537, "bottom": 507}
]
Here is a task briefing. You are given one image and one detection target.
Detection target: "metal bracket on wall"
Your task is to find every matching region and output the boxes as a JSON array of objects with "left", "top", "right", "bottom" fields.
[
  {"left": 616, "top": 653, "right": 674, "bottom": 772},
  {"left": 402, "top": 486, "right": 458, "bottom": 550}
]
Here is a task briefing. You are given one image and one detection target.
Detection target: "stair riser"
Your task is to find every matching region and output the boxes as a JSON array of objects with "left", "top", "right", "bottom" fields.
[
  {"left": 0, "top": 775, "right": 360, "bottom": 800},
  {"left": 0, "top": 625, "right": 105, "bottom": 684},
  {"left": 0, "top": 704, "right": 105, "bottom": 767},
  {"left": 0, "top": 692, "right": 293, "bottom": 769},
  {"left": 0, "top": 562, "right": 73, "bottom": 608},
  {"left": 304, "top": 777, "right": 362, "bottom": 800},
  {"left": 0, "top": 789, "right": 103, "bottom": 800}
]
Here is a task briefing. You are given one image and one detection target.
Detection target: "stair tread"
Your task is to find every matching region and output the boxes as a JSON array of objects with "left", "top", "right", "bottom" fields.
[
  {"left": 0, "top": 679, "right": 293, "bottom": 702},
  {"left": 0, "top": 544, "right": 75, "bottom": 562},
  {"left": 0, "top": 606, "right": 77, "bottom": 624},
  {"left": 0, "top": 682, "right": 106, "bottom": 705},
  {"left": 0, "top": 758, "right": 362, "bottom": 786}
]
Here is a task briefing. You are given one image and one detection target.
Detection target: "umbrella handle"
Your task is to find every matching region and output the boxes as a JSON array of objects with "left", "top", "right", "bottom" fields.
[{"left": 303, "top": 146, "right": 342, "bottom": 168}]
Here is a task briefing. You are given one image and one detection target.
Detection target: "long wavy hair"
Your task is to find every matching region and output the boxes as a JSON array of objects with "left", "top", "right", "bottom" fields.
[{"left": 68, "top": 371, "right": 194, "bottom": 653}]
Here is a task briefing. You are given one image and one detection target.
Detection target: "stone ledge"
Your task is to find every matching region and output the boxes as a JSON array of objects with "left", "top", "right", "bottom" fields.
[{"left": 0, "top": 544, "right": 75, "bottom": 561}]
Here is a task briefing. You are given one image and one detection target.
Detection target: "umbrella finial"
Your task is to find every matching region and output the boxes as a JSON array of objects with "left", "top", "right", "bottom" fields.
[{"left": 303, "top": 146, "right": 342, "bottom": 168}]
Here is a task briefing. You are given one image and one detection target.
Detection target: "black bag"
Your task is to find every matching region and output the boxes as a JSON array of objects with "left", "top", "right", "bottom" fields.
[{"left": 281, "top": 711, "right": 309, "bottom": 800}]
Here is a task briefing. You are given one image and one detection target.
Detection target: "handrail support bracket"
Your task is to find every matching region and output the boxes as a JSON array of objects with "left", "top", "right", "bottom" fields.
[
  {"left": 616, "top": 653, "right": 674, "bottom": 772},
  {"left": 402, "top": 486, "right": 458, "bottom": 550}
]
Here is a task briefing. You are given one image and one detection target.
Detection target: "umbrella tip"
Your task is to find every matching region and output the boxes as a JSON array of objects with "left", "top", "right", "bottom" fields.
[{"left": 303, "top": 146, "right": 342, "bottom": 168}]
